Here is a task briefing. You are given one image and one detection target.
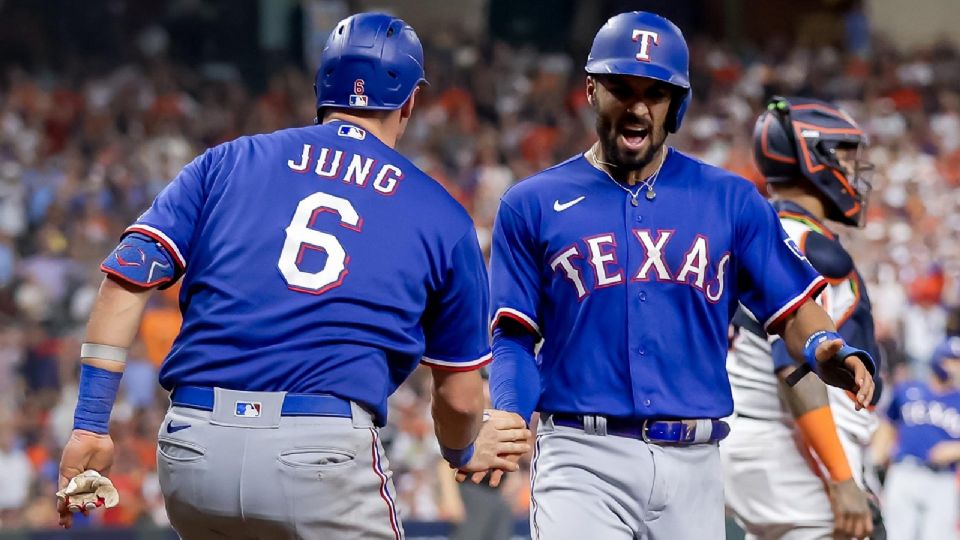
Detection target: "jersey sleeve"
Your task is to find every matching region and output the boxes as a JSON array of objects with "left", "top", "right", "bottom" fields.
[
  {"left": 735, "top": 190, "right": 826, "bottom": 333},
  {"left": 420, "top": 229, "right": 492, "bottom": 371},
  {"left": 489, "top": 200, "right": 542, "bottom": 337},
  {"left": 120, "top": 147, "right": 220, "bottom": 277}
]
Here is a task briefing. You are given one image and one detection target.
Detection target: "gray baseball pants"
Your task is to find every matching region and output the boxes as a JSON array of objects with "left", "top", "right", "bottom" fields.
[
  {"left": 156, "top": 388, "right": 403, "bottom": 539},
  {"left": 883, "top": 459, "right": 958, "bottom": 540},
  {"left": 530, "top": 414, "right": 725, "bottom": 540}
]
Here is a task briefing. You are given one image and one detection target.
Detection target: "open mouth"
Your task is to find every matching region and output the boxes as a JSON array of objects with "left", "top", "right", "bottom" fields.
[{"left": 619, "top": 126, "right": 649, "bottom": 151}]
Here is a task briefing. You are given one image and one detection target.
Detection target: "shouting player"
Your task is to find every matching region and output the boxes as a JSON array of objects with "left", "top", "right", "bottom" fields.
[
  {"left": 723, "top": 96, "right": 884, "bottom": 540},
  {"left": 56, "top": 12, "right": 529, "bottom": 539},
  {"left": 483, "top": 11, "right": 875, "bottom": 539}
]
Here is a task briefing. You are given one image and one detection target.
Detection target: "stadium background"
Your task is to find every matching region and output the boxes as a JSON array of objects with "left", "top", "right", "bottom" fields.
[{"left": 0, "top": 0, "right": 958, "bottom": 537}]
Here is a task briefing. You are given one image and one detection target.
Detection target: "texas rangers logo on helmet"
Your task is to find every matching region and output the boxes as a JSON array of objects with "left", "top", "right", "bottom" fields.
[{"left": 632, "top": 29, "right": 659, "bottom": 62}]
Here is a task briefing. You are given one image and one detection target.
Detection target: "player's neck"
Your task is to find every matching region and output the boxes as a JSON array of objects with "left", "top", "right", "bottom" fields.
[
  {"left": 770, "top": 188, "right": 827, "bottom": 221},
  {"left": 323, "top": 113, "right": 401, "bottom": 148},
  {"left": 591, "top": 144, "right": 666, "bottom": 186}
]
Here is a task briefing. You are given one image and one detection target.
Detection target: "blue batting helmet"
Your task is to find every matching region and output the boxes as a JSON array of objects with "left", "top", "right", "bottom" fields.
[
  {"left": 585, "top": 11, "right": 691, "bottom": 133},
  {"left": 931, "top": 337, "right": 960, "bottom": 381},
  {"left": 315, "top": 13, "right": 427, "bottom": 112},
  {"left": 753, "top": 96, "right": 874, "bottom": 227}
]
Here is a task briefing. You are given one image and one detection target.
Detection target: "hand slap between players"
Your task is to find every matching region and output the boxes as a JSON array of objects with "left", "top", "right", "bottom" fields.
[
  {"left": 57, "top": 429, "right": 116, "bottom": 528},
  {"left": 815, "top": 338, "right": 875, "bottom": 410},
  {"left": 454, "top": 409, "right": 531, "bottom": 487}
]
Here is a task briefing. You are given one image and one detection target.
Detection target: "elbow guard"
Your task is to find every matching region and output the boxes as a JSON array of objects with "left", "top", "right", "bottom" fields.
[{"left": 100, "top": 232, "right": 178, "bottom": 288}]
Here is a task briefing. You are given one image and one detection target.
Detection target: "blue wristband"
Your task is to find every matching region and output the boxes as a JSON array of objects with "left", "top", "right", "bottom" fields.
[
  {"left": 803, "top": 330, "right": 843, "bottom": 372},
  {"left": 440, "top": 442, "right": 475, "bottom": 469},
  {"left": 73, "top": 364, "right": 122, "bottom": 434}
]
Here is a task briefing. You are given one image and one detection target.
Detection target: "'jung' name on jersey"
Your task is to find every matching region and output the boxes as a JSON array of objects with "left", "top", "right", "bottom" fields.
[
  {"left": 550, "top": 230, "right": 731, "bottom": 302},
  {"left": 287, "top": 143, "right": 404, "bottom": 195}
]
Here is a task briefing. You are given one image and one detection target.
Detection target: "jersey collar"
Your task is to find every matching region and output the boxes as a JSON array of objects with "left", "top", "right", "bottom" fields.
[{"left": 773, "top": 199, "right": 835, "bottom": 240}]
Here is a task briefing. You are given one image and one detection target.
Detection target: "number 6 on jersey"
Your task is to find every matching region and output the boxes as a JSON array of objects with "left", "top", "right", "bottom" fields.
[{"left": 278, "top": 191, "right": 362, "bottom": 294}]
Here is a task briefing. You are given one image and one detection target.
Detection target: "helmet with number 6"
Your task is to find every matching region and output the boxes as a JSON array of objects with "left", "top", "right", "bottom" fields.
[{"left": 315, "top": 12, "right": 428, "bottom": 112}]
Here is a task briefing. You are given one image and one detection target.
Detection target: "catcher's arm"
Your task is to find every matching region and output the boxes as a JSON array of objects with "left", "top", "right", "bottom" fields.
[{"left": 777, "top": 364, "right": 873, "bottom": 538}]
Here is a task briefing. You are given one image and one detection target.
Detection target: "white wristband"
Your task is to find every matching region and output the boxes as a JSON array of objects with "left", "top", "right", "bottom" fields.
[{"left": 80, "top": 343, "right": 128, "bottom": 364}]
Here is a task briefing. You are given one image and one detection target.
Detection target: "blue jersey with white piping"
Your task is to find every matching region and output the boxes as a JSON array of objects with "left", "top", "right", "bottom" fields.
[
  {"left": 887, "top": 381, "right": 960, "bottom": 470},
  {"left": 109, "top": 121, "right": 490, "bottom": 424},
  {"left": 489, "top": 148, "right": 824, "bottom": 419}
]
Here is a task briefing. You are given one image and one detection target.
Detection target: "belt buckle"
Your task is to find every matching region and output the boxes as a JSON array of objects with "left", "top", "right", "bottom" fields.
[{"left": 641, "top": 419, "right": 653, "bottom": 443}]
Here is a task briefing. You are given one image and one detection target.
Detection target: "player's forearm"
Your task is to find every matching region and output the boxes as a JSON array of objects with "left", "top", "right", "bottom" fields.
[
  {"left": 83, "top": 277, "right": 155, "bottom": 373},
  {"left": 779, "top": 300, "right": 838, "bottom": 366},
  {"left": 780, "top": 369, "right": 853, "bottom": 482},
  {"left": 777, "top": 365, "right": 830, "bottom": 417},
  {"left": 871, "top": 421, "right": 896, "bottom": 467},
  {"left": 490, "top": 326, "right": 540, "bottom": 424},
  {"left": 928, "top": 441, "right": 960, "bottom": 466},
  {"left": 431, "top": 369, "right": 485, "bottom": 450},
  {"left": 72, "top": 277, "right": 155, "bottom": 435}
]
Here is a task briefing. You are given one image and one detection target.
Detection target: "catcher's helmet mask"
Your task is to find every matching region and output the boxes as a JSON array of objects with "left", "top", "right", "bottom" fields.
[
  {"left": 755, "top": 96, "right": 874, "bottom": 227},
  {"left": 585, "top": 11, "right": 691, "bottom": 133}
]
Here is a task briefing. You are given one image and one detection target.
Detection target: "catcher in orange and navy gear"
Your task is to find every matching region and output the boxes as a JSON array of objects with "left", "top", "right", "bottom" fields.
[{"left": 723, "top": 96, "right": 885, "bottom": 540}]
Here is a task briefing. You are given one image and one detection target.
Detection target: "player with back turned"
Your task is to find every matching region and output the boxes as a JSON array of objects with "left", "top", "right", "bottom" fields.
[
  {"left": 471, "top": 11, "right": 877, "bottom": 540},
  {"left": 55, "top": 12, "right": 529, "bottom": 539},
  {"left": 722, "top": 96, "right": 885, "bottom": 540}
]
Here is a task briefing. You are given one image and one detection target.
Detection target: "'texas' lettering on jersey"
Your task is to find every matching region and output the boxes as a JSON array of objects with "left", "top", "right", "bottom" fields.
[
  {"left": 286, "top": 143, "right": 404, "bottom": 195},
  {"left": 550, "top": 229, "right": 731, "bottom": 303}
]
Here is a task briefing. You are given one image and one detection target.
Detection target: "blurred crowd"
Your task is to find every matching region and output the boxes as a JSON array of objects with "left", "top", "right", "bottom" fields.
[{"left": 1, "top": 23, "right": 959, "bottom": 530}]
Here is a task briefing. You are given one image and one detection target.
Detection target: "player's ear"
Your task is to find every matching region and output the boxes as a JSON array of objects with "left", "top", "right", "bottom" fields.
[
  {"left": 585, "top": 76, "right": 596, "bottom": 107},
  {"left": 400, "top": 86, "right": 421, "bottom": 120}
]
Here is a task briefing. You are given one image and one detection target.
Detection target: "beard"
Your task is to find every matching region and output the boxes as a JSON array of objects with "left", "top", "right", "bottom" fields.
[{"left": 595, "top": 112, "right": 668, "bottom": 173}]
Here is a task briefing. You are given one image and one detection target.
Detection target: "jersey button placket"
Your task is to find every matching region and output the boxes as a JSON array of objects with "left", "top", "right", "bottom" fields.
[{"left": 625, "top": 192, "right": 651, "bottom": 414}]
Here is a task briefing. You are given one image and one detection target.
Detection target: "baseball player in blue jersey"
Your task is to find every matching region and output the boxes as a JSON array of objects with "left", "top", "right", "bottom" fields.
[
  {"left": 876, "top": 337, "right": 960, "bottom": 540},
  {"left": 723, "top": 97, "right": 884, "bottom": 540},
  {"left": 479, "top": 11, "right": 876, "bottom": 539},
  {"left": 55, "top": 12, "right": 529, "bottom": 539}
]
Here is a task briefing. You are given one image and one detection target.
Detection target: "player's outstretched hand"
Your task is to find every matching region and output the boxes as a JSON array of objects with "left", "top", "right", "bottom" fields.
[
  {"left": 57, "top": 429, "right": 115, "bottom": 529},
  {"left": 815, "top": 338, "right": 874, "bottom": 410},
  {"left": 455, "top": 409, "right": 530, "bottom": 487},
  {"left": 829, "top": 478, "right": 873, "bottom": 539}
]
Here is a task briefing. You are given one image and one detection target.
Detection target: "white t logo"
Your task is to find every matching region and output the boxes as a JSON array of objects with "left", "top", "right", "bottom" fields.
[{"left": 632, "top": 29, "right": 660, "bottom": 62}]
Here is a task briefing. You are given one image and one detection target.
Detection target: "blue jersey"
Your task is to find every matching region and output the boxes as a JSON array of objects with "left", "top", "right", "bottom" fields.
[
  {"left": 886, "top": 381, "right": 960, "bottom": 469},
  {"left": 115, "top": 121, "right": 491, "bottom": 424},
  {"left": 489, "top": 148, "right": 824, "bottom": 419}
]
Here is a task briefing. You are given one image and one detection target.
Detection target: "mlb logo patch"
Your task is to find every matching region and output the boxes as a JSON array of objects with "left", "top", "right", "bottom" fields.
[
  {"left": 337, "top": 124, "right": 367, "bottom": 140},
  {"left": 349, "top": 94, "right": 368, "bottom": 107},
  {"left": 784, "top": 238, "right": 808, "bottom": 262},
  {"left": 235, "top": 401, "right": 262, "bottom": 417}
]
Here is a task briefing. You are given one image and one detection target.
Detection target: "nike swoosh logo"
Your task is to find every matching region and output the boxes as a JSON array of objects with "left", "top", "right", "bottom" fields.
[
  {"left": 553, "top": 196, "right": 586, "bottom": 212},
  {"left": 166, "top": 421, "right": 190, "bottom": 433}
]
